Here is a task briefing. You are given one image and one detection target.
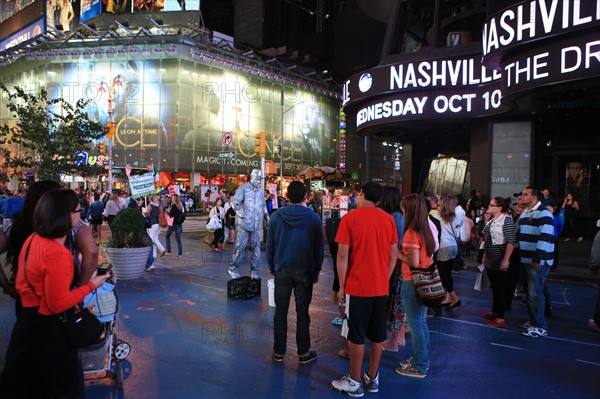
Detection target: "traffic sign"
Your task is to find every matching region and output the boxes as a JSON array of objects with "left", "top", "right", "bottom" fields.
[
  {"left": 219, "top": 151, "right": 236, "bottom": 159},
  {"left": 222, "top": 131, "right": 233, "bottom": 147}
]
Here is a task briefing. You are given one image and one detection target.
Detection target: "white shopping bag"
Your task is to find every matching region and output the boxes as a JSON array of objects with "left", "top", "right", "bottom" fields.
[{"left": 474, "top": 264, "right": 490, "bottom": 291}]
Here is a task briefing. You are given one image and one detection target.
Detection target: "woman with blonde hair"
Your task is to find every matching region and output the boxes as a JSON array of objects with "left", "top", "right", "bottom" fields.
[
  {"left": 104, "top": 192, "right": 123, "bottom": 231},
  {"left": 435, "top": 195, "right": 464, "bottom": 309}
]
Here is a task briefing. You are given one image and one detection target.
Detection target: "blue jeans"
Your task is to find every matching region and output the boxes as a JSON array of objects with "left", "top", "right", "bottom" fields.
[
  {"left": 166, "top": 224, "right": 183, "bottom": 255},
  {"left": 523, "top": 264, "right": 550, "bottom": 330},
  {"left": 401, "top": 280, "right": 429, "bottom": 373},
  {"left": 273, "top": 271, "right": 314, "bottom": 356},
  {"left": 145, "top": 231, "right": 155, "bottom": 269}
]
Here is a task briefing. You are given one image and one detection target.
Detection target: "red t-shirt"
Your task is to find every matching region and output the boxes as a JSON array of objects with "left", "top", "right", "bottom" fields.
[
  {"left": 335, "top": 207, "right": 398, "bottom": 296},
  {"left": 401, "top": 229, "right": 433, "bottom": 281},
  {"left": 16, "top": 234, "right": 95, "bottom": 316}
]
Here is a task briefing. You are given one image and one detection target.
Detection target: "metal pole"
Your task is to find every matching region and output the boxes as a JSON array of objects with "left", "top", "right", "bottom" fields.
[{"left": 280, "top": 88, "right": 284, "bottom": 195}]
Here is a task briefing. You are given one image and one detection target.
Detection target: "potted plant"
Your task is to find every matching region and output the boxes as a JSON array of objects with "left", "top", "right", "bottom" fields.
[{"left": 105, "top": 208, "right": 153, "bottom": 280}]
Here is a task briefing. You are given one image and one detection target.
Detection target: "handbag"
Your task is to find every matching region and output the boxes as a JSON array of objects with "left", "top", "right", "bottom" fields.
[
  {"left": 158, "top": 212, "right": 168, "bottom": 228},
  {"left": 410, "top": 263, "right": 445, "bottom": 308},
  {"left": 60, "top": 307, "right": 104, "bottom": 348},
  {"left": 166, "top": 214, "right": 174, "bottom": 227},
  {"left": 22, "top": 235, "right": 103, "bottom": 348}
]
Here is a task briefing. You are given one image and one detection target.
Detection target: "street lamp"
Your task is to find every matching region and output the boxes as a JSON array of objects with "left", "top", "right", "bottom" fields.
[
  {"left": 98, "top": 75, "right": 123, "bottom": 193},
  {"left": 382, "top": 142, "right": 403, "bottom": 185}
]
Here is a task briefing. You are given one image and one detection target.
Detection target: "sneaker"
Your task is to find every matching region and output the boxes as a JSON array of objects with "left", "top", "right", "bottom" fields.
[
  {"left": 395, "top": 364, "right": 426, "bottom": 379},
  {"left": 146, "top": 264, "right": 156, "bottom": 271},
  {"left": 332, "top": 317, "right": 343, "bottom": 326},
  {"left": 251, "top": 272, "right": 259, "bottom": 280},
  {"left": 362, "top": 371, "right": 379, "bottom": 393},
  {"left": 588, "top": 319, "right": 600, "bottom": 332},
  {"left": 563, "top": 237, "right": 570, "bottom": 241},
  {"left": 164, "top": 252, "right": 171, "bottom": 256},
  {"left": 577, "top": 237, "right": 583, "bottom": 242},
  {"left": 521, "top": 326, "right": 547, "bottom": 338},
  {"left": 228, "top": 269, "right": 240, "bottom": 279},
  {"left": 398, "top": 357, "right": 429, "bottom": 371},
  {"left": 272, "top": 352, "right": 284, "bottom": 362},
  {"left": 330, "top": 375, "right": 364, "bottom": 397},
  {"left": 398, "top": 357, "right": 414, "bottom": 369},
  {"left": 518, "top": 321, "right": 532, "bottom": 329},
  {"left": 298, "top": 350, "right": 318, "bottom": 364}
]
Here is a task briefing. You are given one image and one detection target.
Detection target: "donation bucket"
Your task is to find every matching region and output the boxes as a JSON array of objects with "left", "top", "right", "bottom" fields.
[{"left": 268, "top": 278, "right": 276, "bottom": 307}]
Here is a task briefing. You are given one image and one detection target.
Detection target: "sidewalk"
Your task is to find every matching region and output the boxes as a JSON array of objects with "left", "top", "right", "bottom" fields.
[
  {"left": 97, "top": 222, "right": 599, "bottom": 286},
  {"left": 462, "top": 238, "right": 598, "bottom": 285}
]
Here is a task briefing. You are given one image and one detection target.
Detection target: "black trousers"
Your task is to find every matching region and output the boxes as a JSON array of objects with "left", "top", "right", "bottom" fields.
[
  {"left": 0, "top": 307, "right": 83, "bottom": 398},
  {"left": 487, "top": 268, "right": 511, "bottom": 318}
]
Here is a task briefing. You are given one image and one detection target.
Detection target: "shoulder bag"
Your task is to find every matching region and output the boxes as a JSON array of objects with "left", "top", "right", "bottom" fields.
[
  {"left": 23, "top": 235, "right": 103, "bottom": 348},
  {"left": 410, "top": 263, "right": 445, "bottom": 308},
  {"left": 158, "top": 205, "right": 168, "bottom": 228}
]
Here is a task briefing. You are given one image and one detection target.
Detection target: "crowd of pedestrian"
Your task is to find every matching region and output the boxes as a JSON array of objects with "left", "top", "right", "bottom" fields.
[{"left": 0, "top": 179, "right": 598, "bottom": 397}]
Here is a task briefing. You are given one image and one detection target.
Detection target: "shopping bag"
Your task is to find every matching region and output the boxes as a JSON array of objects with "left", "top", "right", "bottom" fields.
[{"left": 474, "top": 264, "right": 490, "bottom": 291}]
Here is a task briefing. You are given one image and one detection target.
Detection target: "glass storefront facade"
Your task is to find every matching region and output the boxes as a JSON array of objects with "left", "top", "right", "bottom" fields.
[{"left": 1, "top": 52, "right": 340, "bottom": 179}]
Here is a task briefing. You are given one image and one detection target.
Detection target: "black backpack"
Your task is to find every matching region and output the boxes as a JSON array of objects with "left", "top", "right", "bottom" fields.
[{"left": 178, "top": 208, "right": 186, "bottom": 224}]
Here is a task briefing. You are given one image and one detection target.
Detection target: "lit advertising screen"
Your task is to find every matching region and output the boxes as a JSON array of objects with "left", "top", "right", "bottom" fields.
[{"left": 40, "top": 58, "right": 337, "bottom": 176}]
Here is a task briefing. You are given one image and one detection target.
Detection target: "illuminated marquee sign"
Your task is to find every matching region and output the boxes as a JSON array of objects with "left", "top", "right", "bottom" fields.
[
  {"left": 342, "top": 55, "right": 508, "bottom": 131},
  {"left": 482, "top": 0, "right": 600, "bottom": 98},
  {"left": 482, "top": 0, "right": 600, "bottom": 69}
]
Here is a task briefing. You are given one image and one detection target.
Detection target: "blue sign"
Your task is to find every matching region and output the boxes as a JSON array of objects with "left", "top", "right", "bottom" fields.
[
  {"left": 1, "top": 18, "right": 45, "bottom": 52},
  {"left": 80, "top": 0, "right": 103, "bottom": 23}
]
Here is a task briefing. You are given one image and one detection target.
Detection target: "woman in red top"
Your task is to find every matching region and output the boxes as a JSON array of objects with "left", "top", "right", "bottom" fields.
[
  {"left": 0, "top": 189, "right": 110, "bottom": 398},
  {"left": 395, "top": 194, "right": 436, "bottom": 379}
]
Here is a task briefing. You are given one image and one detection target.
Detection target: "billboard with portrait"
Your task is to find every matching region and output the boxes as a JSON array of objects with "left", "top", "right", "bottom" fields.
[{"left": 38, "top": 57, "right": 337, "bottom": 176}]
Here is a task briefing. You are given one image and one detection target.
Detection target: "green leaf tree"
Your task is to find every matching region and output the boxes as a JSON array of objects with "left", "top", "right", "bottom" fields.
[{"left": 0, "top": 83, "right": 106, "bottom": 182}]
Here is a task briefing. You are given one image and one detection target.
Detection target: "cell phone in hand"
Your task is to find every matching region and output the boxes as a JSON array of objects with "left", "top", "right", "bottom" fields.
[{"left": 97, "top": 263, "right": 112, "bottom": 276}]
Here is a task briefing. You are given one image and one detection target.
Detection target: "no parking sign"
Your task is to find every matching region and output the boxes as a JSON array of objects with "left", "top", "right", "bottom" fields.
[{"left": 222, "top": 131, "right": 233, "bottom": 147}]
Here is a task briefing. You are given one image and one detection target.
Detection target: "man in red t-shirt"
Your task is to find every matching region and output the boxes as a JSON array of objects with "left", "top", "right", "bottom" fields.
[{"left": 330, "top": 182, "right": 398, "bottom": 396}]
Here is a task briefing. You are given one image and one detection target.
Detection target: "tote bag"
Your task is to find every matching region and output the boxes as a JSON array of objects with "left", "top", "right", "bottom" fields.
[{"left": 410, "top": 264, "right": 445, "bottom": 308}]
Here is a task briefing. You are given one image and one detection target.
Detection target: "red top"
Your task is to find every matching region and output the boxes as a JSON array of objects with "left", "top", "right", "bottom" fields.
[
  {"left": 335, "top": 207, "right": 398, "bottom": 297},
  {"left": 16, "top": 234, "right": 96, "bottom": 316},
  {"left": 401, "top": 229, "right": 433, "bottom": 281}
]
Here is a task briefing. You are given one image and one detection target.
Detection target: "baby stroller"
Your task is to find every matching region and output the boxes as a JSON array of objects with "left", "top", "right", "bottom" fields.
[{"left": 79, "top": 278, "right": 131, "bottom": 389}]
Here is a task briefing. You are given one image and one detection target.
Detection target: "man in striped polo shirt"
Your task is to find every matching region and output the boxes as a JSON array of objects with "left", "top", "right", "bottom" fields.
[{"left": 518, "top": 186, "right": 555, "bottom": 338}]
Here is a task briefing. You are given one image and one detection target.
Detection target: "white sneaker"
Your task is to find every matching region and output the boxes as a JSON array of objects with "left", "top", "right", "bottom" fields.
[
  {"left": 330, "top": 375, "right": 364, "bottom": 397},
  {"left": 521, "top": 326, "right": 547, "bottom": 338},
  {"left": 146, "top": 264, "right": 156, "bottom": 271},
  {"left": 228, "top": 269, "right": 240, "bottom": 279}
]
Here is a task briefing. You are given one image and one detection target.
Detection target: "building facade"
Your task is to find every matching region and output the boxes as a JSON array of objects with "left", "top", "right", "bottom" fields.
[
  {"left": 0, "top": 4, "right": 341, "bottom": 192},
  {"left": 342, "top": 0, "right": 600, "bottom": 235}
]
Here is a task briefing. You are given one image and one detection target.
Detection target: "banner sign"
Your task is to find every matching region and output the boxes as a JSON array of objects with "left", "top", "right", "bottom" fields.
[
  {"left": 1, "top": 17, "right": 44, "bottom": 52},
  {"left": 129, "top": 173, "right": 157, "bottom": 199},
  {"left": 80, "top": 0, "right": 103, "bottom": 23}
]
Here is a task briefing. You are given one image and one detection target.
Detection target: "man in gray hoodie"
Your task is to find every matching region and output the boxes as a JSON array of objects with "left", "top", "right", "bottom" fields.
[{"left": 267, "top": 181, "right": 324, "bottom": 364}]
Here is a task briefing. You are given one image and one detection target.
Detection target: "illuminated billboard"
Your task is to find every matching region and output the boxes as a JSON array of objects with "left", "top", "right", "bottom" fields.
[{"left": 35, "top": 58, "right": 337, "bottom": 175}]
